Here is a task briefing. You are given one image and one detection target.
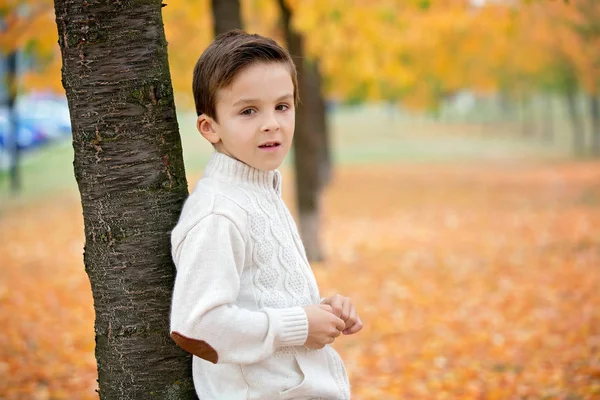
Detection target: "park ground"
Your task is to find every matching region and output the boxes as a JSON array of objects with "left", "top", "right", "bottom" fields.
[{"left": 1, "top": 105, "right": 599, "bottom": 399}]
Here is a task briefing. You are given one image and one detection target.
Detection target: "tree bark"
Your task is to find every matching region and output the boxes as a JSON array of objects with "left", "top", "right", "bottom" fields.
[
  {"left": 211, "top": 0, "right": 242, "bottom": 37},
  {"left": 277, "top": 0, "right": 324, "bottom": 261},
  {"left": 53, "top": 1, "right": 195, "bottom": 398},
  {"left": 590, "top": 94, "right": 600, "bottom": 157},
  {"left": 565, "top": 90, "right": 586, "bottom": 157}
]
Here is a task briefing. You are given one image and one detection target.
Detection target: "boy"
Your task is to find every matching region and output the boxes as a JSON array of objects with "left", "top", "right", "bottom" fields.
[{"left": 169, "top": 30, "right": 362, "bottom": 399}]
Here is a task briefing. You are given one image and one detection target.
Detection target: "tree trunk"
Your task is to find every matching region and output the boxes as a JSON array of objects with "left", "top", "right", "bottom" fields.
[
  {"left": 6, "top": 51, "right": 20, "bottom": 193},
  {"left": 211, "top": 0, "right": 242, "bottom": 37},
  {"left": 542, "top": 95, "right": 554, "bottom": 144},
  {"left": 306, "top": 60, "right": 333, "bottom": 189},
  {"left": 277, "top": 0, "right": 324, "bottom": 261},
  {"left": 590, "top": 94, "right": 600, "bottom": 157},
  {"left": 565, "top": 90, "right": 585, "bottom": 156},
  {"left": 53, "top": 1, "right": 195, "bottom": 398}
]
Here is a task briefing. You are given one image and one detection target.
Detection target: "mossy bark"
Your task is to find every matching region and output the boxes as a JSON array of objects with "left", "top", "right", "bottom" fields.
[{"left": 53, "top": 0, "right": 195, "bottom": 398}]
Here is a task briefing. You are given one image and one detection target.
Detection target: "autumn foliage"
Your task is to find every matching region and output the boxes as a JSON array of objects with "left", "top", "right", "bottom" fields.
[
  {"left": 2, "top": 0, "right": 598, "bottom": 110},
  {"left": 1, "top": 160, "right": 599, "bottom": 399}
]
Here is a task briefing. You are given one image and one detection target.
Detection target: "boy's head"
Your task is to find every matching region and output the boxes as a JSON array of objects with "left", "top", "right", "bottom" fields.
[{"left": 193, "top": 30, "right": 298, "bottom": 171}]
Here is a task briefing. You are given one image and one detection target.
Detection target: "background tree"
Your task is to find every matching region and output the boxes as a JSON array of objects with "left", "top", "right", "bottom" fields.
[
  {"left": 564, "top": 0, "right": 600, "bottom": 156},
  {"left": 211, "top": 0, "right": 243, "bottom": 36},
  {"left": 277, "top": 0, "right": 325, "bottom": 261},
  {"left": 53, "top": 0, "right": 195, "bottom": 397},
  {"left": 3, "top": 51, "right": 19, "bottom": 192}
]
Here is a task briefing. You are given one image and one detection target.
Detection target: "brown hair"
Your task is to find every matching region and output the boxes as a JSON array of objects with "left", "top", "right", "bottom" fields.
[{"left": 192, "top": 29, "right": 299, "bottom": 121}]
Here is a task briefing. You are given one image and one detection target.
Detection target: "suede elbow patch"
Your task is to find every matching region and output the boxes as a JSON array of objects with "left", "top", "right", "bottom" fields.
[{"left": 171, "top": 332, "right": 219, "bottom": 364}]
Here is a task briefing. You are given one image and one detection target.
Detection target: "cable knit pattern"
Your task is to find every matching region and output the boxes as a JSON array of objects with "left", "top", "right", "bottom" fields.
[{"left": 170, "top": 151, "right": 351, "bottom": 399}]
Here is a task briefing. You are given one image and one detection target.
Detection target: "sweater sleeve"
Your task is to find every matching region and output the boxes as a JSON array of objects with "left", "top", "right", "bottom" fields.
[{"left": 169, "top": 213, "right": 309, "bottom": 365}]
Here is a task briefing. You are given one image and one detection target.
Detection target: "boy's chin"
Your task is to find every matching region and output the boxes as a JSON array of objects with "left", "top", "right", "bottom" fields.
[{"left": 214, "top": 148, "right": 284, "bottom": 171}]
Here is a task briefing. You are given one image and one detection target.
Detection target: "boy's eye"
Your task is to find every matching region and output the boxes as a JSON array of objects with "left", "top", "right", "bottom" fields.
[
  {"left": 276, "top": 104, "right": 290, "bottom": 111},
  {"left": 241, "top": 108, "right": 256, "bottom": 116}
]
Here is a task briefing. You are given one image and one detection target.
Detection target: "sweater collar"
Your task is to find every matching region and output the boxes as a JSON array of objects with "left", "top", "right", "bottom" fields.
[{"left": 203, "top": 151, "right": 282, "bottom": 195}]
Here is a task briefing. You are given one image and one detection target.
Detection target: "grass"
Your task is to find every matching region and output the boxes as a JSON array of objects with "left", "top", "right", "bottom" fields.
[{"left": 0, "top": 103, "right": 585, "bottom": 211}]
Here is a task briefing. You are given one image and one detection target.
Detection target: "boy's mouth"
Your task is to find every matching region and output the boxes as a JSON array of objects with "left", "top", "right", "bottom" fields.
[{"left": 258, "top": 141, "right": 281, "bottom": 149}]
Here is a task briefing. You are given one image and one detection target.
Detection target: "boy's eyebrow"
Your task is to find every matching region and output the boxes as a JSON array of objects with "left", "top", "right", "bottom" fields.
[{"left": 232, "top": 93, "right": 294, "bottom": 107}]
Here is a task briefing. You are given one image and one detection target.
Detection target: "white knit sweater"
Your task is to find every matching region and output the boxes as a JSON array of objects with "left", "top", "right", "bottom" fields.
[{"left": 169, "top": 151, "right": 351, "bottom": 399}]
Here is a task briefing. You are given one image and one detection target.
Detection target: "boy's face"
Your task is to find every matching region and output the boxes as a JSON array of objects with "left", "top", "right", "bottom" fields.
[{"left": 197, "top": 62, "right": 295, "bottom": 171}]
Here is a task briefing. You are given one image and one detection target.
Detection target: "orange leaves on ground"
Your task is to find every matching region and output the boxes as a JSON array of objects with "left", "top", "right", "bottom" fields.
[
  {"left": 0, "top": 201, "right": 97, "bottom": 400},
  {"left": 1, "top": 160, "right": 600, "bottom": 399},
  {"left": 305, "top": 161, "right": 600, "bottom": 399}
]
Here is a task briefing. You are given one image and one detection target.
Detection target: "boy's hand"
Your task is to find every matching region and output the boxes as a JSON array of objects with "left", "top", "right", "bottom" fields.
[
  {"left": 320, "top": 294, "right": 364, "bottom": 335},
  {"left": 303, "top": 304, "right": 345, "bottom": 349}
]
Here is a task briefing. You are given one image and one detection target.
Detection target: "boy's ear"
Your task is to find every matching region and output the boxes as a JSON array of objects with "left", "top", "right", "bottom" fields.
[{"left": 197, "top": 115, "right": 220, "bottom": 144}]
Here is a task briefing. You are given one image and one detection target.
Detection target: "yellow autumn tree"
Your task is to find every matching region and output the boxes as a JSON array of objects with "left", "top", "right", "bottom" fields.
[
  {"left": 2, "top": 0, "right": 595, "bottom": 116},
  {"left": 161, "top": 0, "right": 212, "bottom": 105},
  {"left": 0, "top": 0, "right": 61, "bottom": 93}
]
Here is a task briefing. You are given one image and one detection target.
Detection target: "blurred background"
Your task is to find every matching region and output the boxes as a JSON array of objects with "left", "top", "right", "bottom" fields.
[{"left": 1, "top": 0, "right": 599, "bottom": 399}]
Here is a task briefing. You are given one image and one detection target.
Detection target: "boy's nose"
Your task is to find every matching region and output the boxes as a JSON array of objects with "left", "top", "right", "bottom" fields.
[{"left": 260, "top": 113, "right": 280, "bottom": 132}]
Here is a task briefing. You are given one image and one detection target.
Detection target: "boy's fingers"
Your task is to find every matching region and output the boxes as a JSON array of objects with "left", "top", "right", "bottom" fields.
[
  {"left": 319, "top": 304, "right": 333, "bottom": 313},
  {"left": 330, "top": 296, "right": 344, "bottom": 318},
  {"left": 343, "top": 316, "right": 364, "bottom": 335},
  {"left": 341, "top": 300, "right": 352, "bottom": 322},
  {"left": 333, "top": 315, "right": 346, "bottom": 331},
  {"left": 344, "top": 307, "right": 358, "bottom": 330}
]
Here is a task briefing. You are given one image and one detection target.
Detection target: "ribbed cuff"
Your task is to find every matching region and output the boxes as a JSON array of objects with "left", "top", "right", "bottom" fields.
[{"left": 265, "top": 307, "right": 309, "bottom": 348}]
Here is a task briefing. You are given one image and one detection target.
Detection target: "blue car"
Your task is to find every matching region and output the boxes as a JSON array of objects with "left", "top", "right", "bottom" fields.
[{"left": 0, "top": 93, "right": 71, "bottom": 170}]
